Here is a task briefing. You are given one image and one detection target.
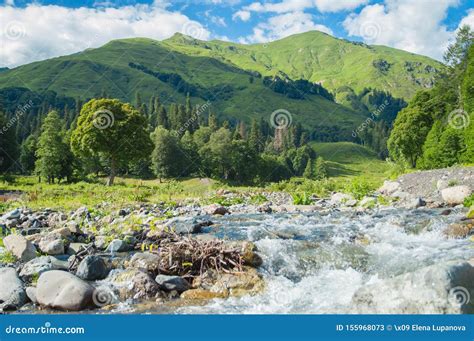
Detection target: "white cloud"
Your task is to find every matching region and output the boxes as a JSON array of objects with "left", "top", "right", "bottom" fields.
[
  {"left": 459, "top": 9, "right": 474, "bottom": 30},
  {"left": 204, "top": 10, "right": 227, "bottom": 27},
  {"left": 314, "top": 0, "right": 368, "bottom": 13},
  {"left": 233, "top": 10, "right": 251, "bottom": 21},
  {"left": 241, "top": 0, "right": 367, "bottom": 14},
  {"left": 242, "top": 11, "right": 333, "bottom": 43},
  {"left": 4, "top": 0, "right": 14, "bottom": 6},
  {"left": 0, "top": 3, "right": 210, "bottom": 68},
  {"left": 343, "top": 0, "right": 459, "bottom": 60}
]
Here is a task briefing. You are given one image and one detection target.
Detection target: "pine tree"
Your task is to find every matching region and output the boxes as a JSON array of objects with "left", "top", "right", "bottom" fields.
[
  {"left": 303, "top": 158, "right": 313, "bottom": 179},
  {"left": 208, "top": 111, "right": 218, "bottom": 131},
  {"left": 314, "top": 156, "right": 328, "bottom": 180},
  {"left": 248, "top": 118, "right": 261, "bottom": 152}
]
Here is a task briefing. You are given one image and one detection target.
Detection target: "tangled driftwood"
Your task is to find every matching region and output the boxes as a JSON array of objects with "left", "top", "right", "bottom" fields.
[{"left": 142, "top": 232, "right": 243, "bottom": 278}]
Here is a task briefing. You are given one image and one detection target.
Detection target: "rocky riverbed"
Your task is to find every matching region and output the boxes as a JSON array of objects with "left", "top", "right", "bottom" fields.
[{"left": 0, "top": 167, "right": 473, "bottom": 314}]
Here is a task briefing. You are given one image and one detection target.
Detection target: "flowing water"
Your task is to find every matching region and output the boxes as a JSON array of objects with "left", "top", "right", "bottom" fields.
[{"left": 170, "top": 207, "right": 474, "bottom": 314}]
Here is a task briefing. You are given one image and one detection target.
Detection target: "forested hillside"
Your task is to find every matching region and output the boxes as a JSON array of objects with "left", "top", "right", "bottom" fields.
[{"left": 388, "top": 27, "right": 473, "bottom": 169}]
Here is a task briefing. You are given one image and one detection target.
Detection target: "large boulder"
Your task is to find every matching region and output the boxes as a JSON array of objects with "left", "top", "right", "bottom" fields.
[
  {"left": 351, "top": 261, "right": 474, "bottom": 314},
  {"left": 19, "top": 256, "right": 68, "bottom": 281},
  {"left": 36, "top": 270, "right": 94, "bottom": 311},
  {"left": 109, "top": 269, "right": 160, "bottom": 300},
  {"left": 0, "top": 267, "right": 26, "bottom": 310},
  {"left": 38, "top": 235, "right": 65, "bottom": 255},
  {"left": 129, "top": 252, "right": 160, "bottom": 273},
  {"left": 441, "top": 186, "right": 472, "bottom": 206},
  {"left": 76, "top": 256, "right": 109, "bottom": 281},
  {"left": 3, "top": 234, "right": 37, "bottom": 262}
]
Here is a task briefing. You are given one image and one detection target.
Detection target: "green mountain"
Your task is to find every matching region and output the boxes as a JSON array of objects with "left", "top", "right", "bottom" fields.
[
  {"left": 163, "top": 31, "right": 443, "bottom": 99},
  {"left": 0, "top": 31, "right": 443, "bottom": 140}
]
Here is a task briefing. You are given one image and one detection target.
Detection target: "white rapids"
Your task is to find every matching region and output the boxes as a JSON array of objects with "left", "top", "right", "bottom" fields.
[{"left": 176, "top": 207, "right": 474, "bottom": 314}]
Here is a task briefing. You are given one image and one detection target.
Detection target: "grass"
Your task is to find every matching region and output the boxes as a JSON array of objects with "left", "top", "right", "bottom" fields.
[
  {"left": 0, "top": 250, "right": 17, "bottom": 264},
  {"left": 0, "top": 176, "right": 266, "bottom": 212},
  {"left": 310, "top": 142, "right": 392, "bottom": 186}
]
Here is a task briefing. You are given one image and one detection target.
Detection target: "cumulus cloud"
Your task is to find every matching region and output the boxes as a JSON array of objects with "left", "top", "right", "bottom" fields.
[
  {"left": 342, "top": 0, "right": 459, "bottom": 60},
  {"left": 0, "top": 2, "right": 210, "bottom": 67},
  {"left": 241, "top": 0, "right": 367, "bottom": 14},
  {"left": 241, "top": 11, "right": 333, "bottom": 43},
  {"left": 232, "top": 10, "right": 251, "bottom": 21}
]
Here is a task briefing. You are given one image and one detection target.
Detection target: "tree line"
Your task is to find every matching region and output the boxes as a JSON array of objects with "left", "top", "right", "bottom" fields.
[{"left": 0, "top": 93, "right": 328, "bottom": 185}]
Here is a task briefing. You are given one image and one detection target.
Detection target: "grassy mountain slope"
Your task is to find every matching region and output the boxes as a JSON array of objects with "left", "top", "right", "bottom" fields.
[
  {"left": 0, "top": 38, "right": 367, "bottom": 138},
  {"left": 163, "top": 31, "right": 443, "bottom": 99}
]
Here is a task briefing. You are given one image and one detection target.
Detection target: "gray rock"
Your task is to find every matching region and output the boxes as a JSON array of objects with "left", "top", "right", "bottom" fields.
[
  {"left": 94, "top": 236, "right": 108, "bottom": 250},
  {"left": 76, "top": 255, "right": 109, "bottom": 281},
  {"left": 0, "top": 267, "right": 26, "bottom": 310},
  {"left": 2, "top": 209, "right": 21, "bottom": 220},
  {"left": 3, "top": 234, "right": 37, "bottom": 262},
  {"left": 67, "top": 243, "right": 88, "bottom": 255},
  {"left": 38, "top": 236, "right": 65, "bottom": 255},
  {"left": 351, "top": 261, "right": 474, "bottom": 314},
  {"left": 26, "top": 286, "right": 37, "bottom": 304},
  {"left": 19, "top": 256, "right": 68, "bottom": 281},
  {"left": 406, "top": 197, "right": 426, "bottom": 209},
  {"left": 106, "top": 239, "right": 131, "bottom": 253},
  {"left": 441, "top": 186, "right": 472, "bottom": 205},
  {"left": 36, "top": 270, "right": 93, "bottom": 311},
  {"left": 155, "top": 275, "right": 190, "bottom": 293},
  {"left": 129, "top": 252, "right": 160, "bottom": 272},
  {"left": 330, "top": 193, "right": 354, "bottom": 205},
  {"left": 109, "top": 269, "right": 159, "bottom": 300},
  {"left": 359, "top": 196, "right": 377, "bottom": 208},
  {"left": 378, "top": 181, "right": 400, "bottom": 195},
  {"left": 203, "top": 204, "right": 230, "bottom": 216}
]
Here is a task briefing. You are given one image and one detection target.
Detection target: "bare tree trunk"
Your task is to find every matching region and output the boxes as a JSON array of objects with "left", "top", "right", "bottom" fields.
[{"left": 107, "top": 158, "right": 116, "bottom": 186}]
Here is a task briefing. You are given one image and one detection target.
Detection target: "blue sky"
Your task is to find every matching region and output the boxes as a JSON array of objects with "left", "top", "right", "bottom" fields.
[{"left": 1, "top": 0, "right": 473, "bottom": 67}]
